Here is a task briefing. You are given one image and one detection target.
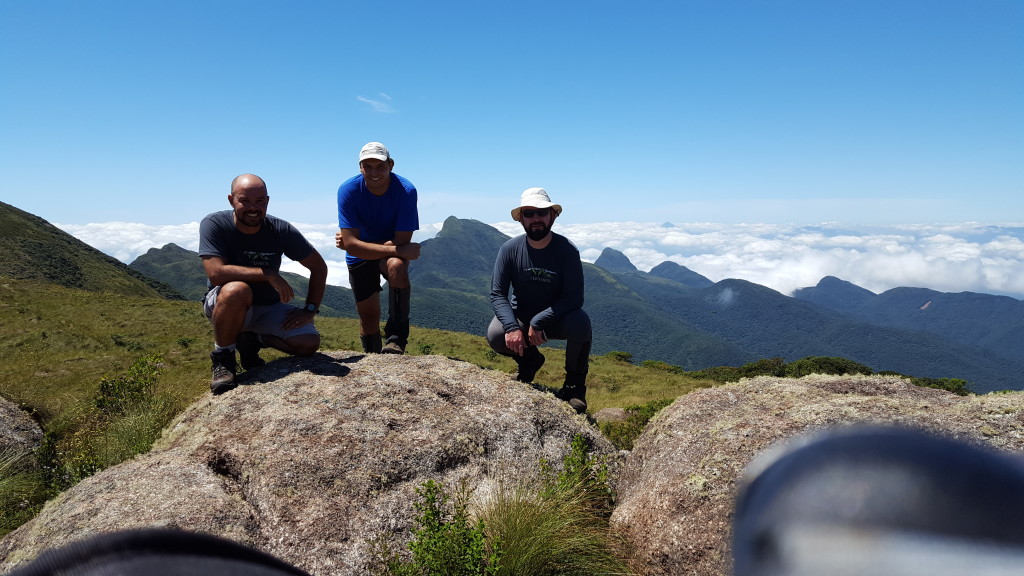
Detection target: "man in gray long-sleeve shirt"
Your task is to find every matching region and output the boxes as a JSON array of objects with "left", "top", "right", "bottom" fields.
[{"left": 487, "top": 187, "right": 592, "bottom": 413}]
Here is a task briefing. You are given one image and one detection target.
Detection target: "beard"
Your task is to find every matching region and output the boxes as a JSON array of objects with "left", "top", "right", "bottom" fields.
[
  {"left": 237, "top": 210, "right": 265, "bottom": 228},
  {"left": 524, "top": 221, "right": 551, "bottom": 241}
]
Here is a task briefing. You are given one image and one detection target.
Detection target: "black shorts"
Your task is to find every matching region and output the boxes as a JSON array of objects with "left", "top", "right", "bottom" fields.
[{"left": 348, "top": 260, "right": 384, "bottom": 303}]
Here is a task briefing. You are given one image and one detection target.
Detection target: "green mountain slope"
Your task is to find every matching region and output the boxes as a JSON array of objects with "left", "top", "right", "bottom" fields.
[
  {"left": 0, "top": 202, "right": 182, "bottom": 299},
  {"left": 796, "top": 278, "right": 1024, "bottom": 365}
]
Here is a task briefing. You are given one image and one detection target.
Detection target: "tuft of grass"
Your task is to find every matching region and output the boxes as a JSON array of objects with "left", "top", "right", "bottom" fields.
[
  {"left": 0, "top": 446, "right": 46, "bottom": 537},
  {"left": 480, "top": 435, "right": 629, "bottom": 575},
  {"left": 374, "top": 435, "right": 631, "bottom": 575}
]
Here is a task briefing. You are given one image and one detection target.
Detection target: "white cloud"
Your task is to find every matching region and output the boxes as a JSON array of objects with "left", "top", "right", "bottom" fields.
[
  {"left": 355, "top": 93, "right": 396, "bottom": 113},
  {"left": 57, "top": 220, "right": 1024, "bottom": 300}
]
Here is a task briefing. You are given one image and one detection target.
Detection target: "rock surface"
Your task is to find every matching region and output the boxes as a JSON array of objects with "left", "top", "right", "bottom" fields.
[
  {"left": 0, "top": 351, "right": 611, "bottom": 574},
  {"left": 611, "top": 374, "right": 1024, "bottom": 576},
  {"left": 7, "top": 358, "right": 1024, "bottom": 576},
  {"left": 0, "top": 397, "right": 41, "bottom": 458}
]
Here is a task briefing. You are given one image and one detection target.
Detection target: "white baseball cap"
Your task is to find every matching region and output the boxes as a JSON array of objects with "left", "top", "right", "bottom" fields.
[
  {"left": 511, "top": 187, "right": 563, "bottom": 221},
  {"left": 359, "top": 142, "right": 390, "bottom": 162}
]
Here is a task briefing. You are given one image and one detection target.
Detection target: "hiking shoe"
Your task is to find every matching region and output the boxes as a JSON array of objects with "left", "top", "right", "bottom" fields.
[
  {"left": 381, "top": 337, "right": 405, "bottom": 355},
  {"left": 237, "top": 331, "right": 266, "bottom": 371},
  {"left": 567, "top": 398, "right": 587, "bottom": 414},
  {"left": 555, "top": 384, "right": 588, "bottom": 414},
  {"left": 210, "top": 350, "right": 237, "bottom": 395},
  {"left": 515, "top": 349, "right": 545, "bottom": 383}
]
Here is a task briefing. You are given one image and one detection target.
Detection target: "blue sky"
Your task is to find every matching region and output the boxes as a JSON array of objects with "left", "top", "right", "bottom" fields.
[{"left": 2, "top": 0, "right": 1021, "bottom": 228}]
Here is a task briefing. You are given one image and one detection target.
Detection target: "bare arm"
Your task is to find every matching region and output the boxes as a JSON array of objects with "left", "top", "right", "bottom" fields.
[
  {"left": 335, "top": 229, "right": 420, "bottom": 261},
  {"left": 298, "top": 248, "right": 328, "bottom": 308},
  {"left": 201, "top": 255, "right": 295, "bottom": 302}
]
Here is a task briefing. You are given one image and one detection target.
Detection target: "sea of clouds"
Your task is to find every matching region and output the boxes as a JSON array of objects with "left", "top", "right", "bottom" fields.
[{"left": 58, "top": 220, "right": 1024, "bottom": 299}]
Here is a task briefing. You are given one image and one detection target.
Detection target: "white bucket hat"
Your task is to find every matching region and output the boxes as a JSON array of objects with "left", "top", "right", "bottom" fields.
[
  {"left": 511, "top": 187, "right": 563, "bottom": 221},
  {"left": 359, "top": 142, "right": 390, "bottom": 162}
]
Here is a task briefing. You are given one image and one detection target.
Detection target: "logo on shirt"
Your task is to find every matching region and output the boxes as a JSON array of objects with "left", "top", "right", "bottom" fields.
[
  {"left": 244, "top": 251, "right": 276, "bottom": 267},
  {"left": 528, "top": 267, "right": 557, "bottom": 282}
]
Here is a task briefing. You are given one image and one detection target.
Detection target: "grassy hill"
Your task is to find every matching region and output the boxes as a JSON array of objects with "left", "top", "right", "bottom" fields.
[{"left": 0, "top": 202, "right": 182, "bottom": 300}]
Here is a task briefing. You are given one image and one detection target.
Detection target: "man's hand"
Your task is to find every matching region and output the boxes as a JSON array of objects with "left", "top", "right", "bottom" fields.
[
  {"left": 281, "top": 307, "right": 315, "bottom": 330},
  {"left": 266, "top": 272, "right": 295, "bottom": 303},
  {"left": 396, "top": 242, "right": 421, "bottom": 261},
  {"left": 504, "top": 329, "right": 526, "bottom": 356},
  {"left": 528, "top": 326, "right": 548, "bottom": 347},
  {"left": 335, "top": 230, "right": 345, "bottom": 250}
]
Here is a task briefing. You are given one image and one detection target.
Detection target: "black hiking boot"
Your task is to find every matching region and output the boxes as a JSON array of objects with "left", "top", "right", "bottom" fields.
[
  {"left": 210, "top": 349, "right": 237, "bottom": 395},
  {"left": 237, "top": 331, "right": 266, "bottom": 371},
  {"left": 515, "top": 347, "right": 545, "bottom": 383},
  {"left": 361, "top": 333, "right": 383, "bottom": 354},
  {"left": 555, "top": 373, "right": 587, "bottom": 414}
]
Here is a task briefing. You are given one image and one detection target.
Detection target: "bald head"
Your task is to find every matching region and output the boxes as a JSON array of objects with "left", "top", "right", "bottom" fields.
[
  {"left": 228, "top": 174, "right": 270, "bottom": 232},
  {"left": 230, "top": 173, "right": 267, "bottom": 195}
]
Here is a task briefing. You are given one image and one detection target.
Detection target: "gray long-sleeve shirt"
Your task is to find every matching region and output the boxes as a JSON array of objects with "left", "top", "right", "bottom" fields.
[{"left": 489, "top": 233, "right": 585, "bottom": 333}]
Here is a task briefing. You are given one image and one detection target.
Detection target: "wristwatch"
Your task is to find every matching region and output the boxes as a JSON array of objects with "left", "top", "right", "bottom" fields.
[{"left": 303, "top": 303, "right": 320, "bottom": 314}]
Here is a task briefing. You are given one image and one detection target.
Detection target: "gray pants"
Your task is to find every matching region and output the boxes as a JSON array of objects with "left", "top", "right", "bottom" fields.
[{"left": 486, "top": 309, "right": 592, "bottom": 376}]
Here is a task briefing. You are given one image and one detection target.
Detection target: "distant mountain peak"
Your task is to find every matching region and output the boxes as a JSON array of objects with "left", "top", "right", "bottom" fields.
[
  {"left": 594, "top": 247, "right": 638, "bottom": 273},
  {"left": 648, "top": 261, "right": 714, "bottom": 289}
]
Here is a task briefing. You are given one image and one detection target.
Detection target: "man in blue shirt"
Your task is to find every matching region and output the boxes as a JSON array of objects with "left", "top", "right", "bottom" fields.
[
  {"left": 335, "top": 142, "right": 420, "bottom": 354},
  {"left": 487, "top": 188, "right": 592, "bottom": 413}
]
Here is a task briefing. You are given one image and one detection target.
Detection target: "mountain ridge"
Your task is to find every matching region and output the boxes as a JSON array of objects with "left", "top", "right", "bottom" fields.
[{"left": 5, "top": 202, "right": 1023, "bottom": 393}]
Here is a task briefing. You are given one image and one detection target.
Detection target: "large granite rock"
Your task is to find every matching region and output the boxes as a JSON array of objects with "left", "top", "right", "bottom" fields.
[
  {"left": 611, "top": 374, "right": 1024, "bottom": 576},
  {"left": 0, "top": 351, "right": 611, "bottom": 574}
]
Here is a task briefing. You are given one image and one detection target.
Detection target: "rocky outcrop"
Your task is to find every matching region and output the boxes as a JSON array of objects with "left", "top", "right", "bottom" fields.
[
  {"left": 6, "top": 357, "right": 1024, "bottom": 576},
  {"left": 611, "top": 374, "right": 1024, "bottom": 576},
  {"left": 0, "top": 397, "right": 41, "bottom": 459},
  {"left": 0, "top": 352, "right": 611, "bottom": 574}
]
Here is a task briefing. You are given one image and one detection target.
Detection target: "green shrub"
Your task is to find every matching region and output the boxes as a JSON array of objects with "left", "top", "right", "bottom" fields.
[
  {"left": 605, "top": 351, "right": 633, "bottom": 363},
  {"left": 638, "top": 360, "right": 685, "bottom": 374},
  {"left": 687, "top": 365, "right": 744, "bottom": 382},
  {"left": 95, "top": 355, "right": 163, "bottom": 415},
  {"left": 738, "top": 357, "right": 787, "bottom": 378},
  {"left": 784, "top": 356, "right": 873, "bottom": 378},
  {"left": 691, "top": 358, "right": 788, "bottom": 382},
  {"left": 374, "top": 479, "right": 501, "bottom": 576},
  {"left": 36, "top": 429, "right": 101, "bottom": 493}
]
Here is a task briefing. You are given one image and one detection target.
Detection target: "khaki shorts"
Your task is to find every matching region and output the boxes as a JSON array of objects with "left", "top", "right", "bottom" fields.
[{"left": 204, "top": 286, "right": 319, "bottom": 339}]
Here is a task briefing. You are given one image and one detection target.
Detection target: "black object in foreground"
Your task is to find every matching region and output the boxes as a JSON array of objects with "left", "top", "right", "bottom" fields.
[
  {"left": 7, "top": 528, "right": 310, "bottom": 576},
  {"left": 733, "top": 425, "right": 1024, "bottom": 576}
]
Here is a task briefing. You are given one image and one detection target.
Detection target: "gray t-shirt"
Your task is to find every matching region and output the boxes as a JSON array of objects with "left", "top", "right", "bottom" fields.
[
  {"left": 489, "top": 232, "right": 585, "bottom": 332},
  {"left": 198, "top": 210, "right": 313, "bottom": 306}
]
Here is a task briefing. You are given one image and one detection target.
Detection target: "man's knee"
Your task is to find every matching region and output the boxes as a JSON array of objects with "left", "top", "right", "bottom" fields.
[
  {"left": 289, "top": 335, "right": 320, "bottom": 357},
  {"left": 384, "top": 257, "right": 410, "bottom": 287},
  {"left": 215, "top": 282, "right": 253, "bottom": 308},
  {"left": 563, "top": 309, "right": 592, "bottom": 341}
]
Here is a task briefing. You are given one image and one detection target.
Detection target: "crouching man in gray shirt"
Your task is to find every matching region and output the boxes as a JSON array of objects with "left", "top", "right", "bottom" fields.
[{"left": 486, "top": 187, "right": 592, "bottom": 414}]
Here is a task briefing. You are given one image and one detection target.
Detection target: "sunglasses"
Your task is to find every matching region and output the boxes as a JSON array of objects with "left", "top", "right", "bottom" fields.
[{"left": 521, "top": 209, "right": 550, "bottom": 219}]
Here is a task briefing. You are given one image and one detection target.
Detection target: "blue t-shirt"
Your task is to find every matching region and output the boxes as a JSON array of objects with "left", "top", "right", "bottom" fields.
[
  {"left": 489, "top": 232, "right": 585, "bottom": 332},
  {"left": 337, "top": 172, "right": 419, "bottom": 265},
  {"left": 198, "top": 210, "right": 314, "bottom": 306}
]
